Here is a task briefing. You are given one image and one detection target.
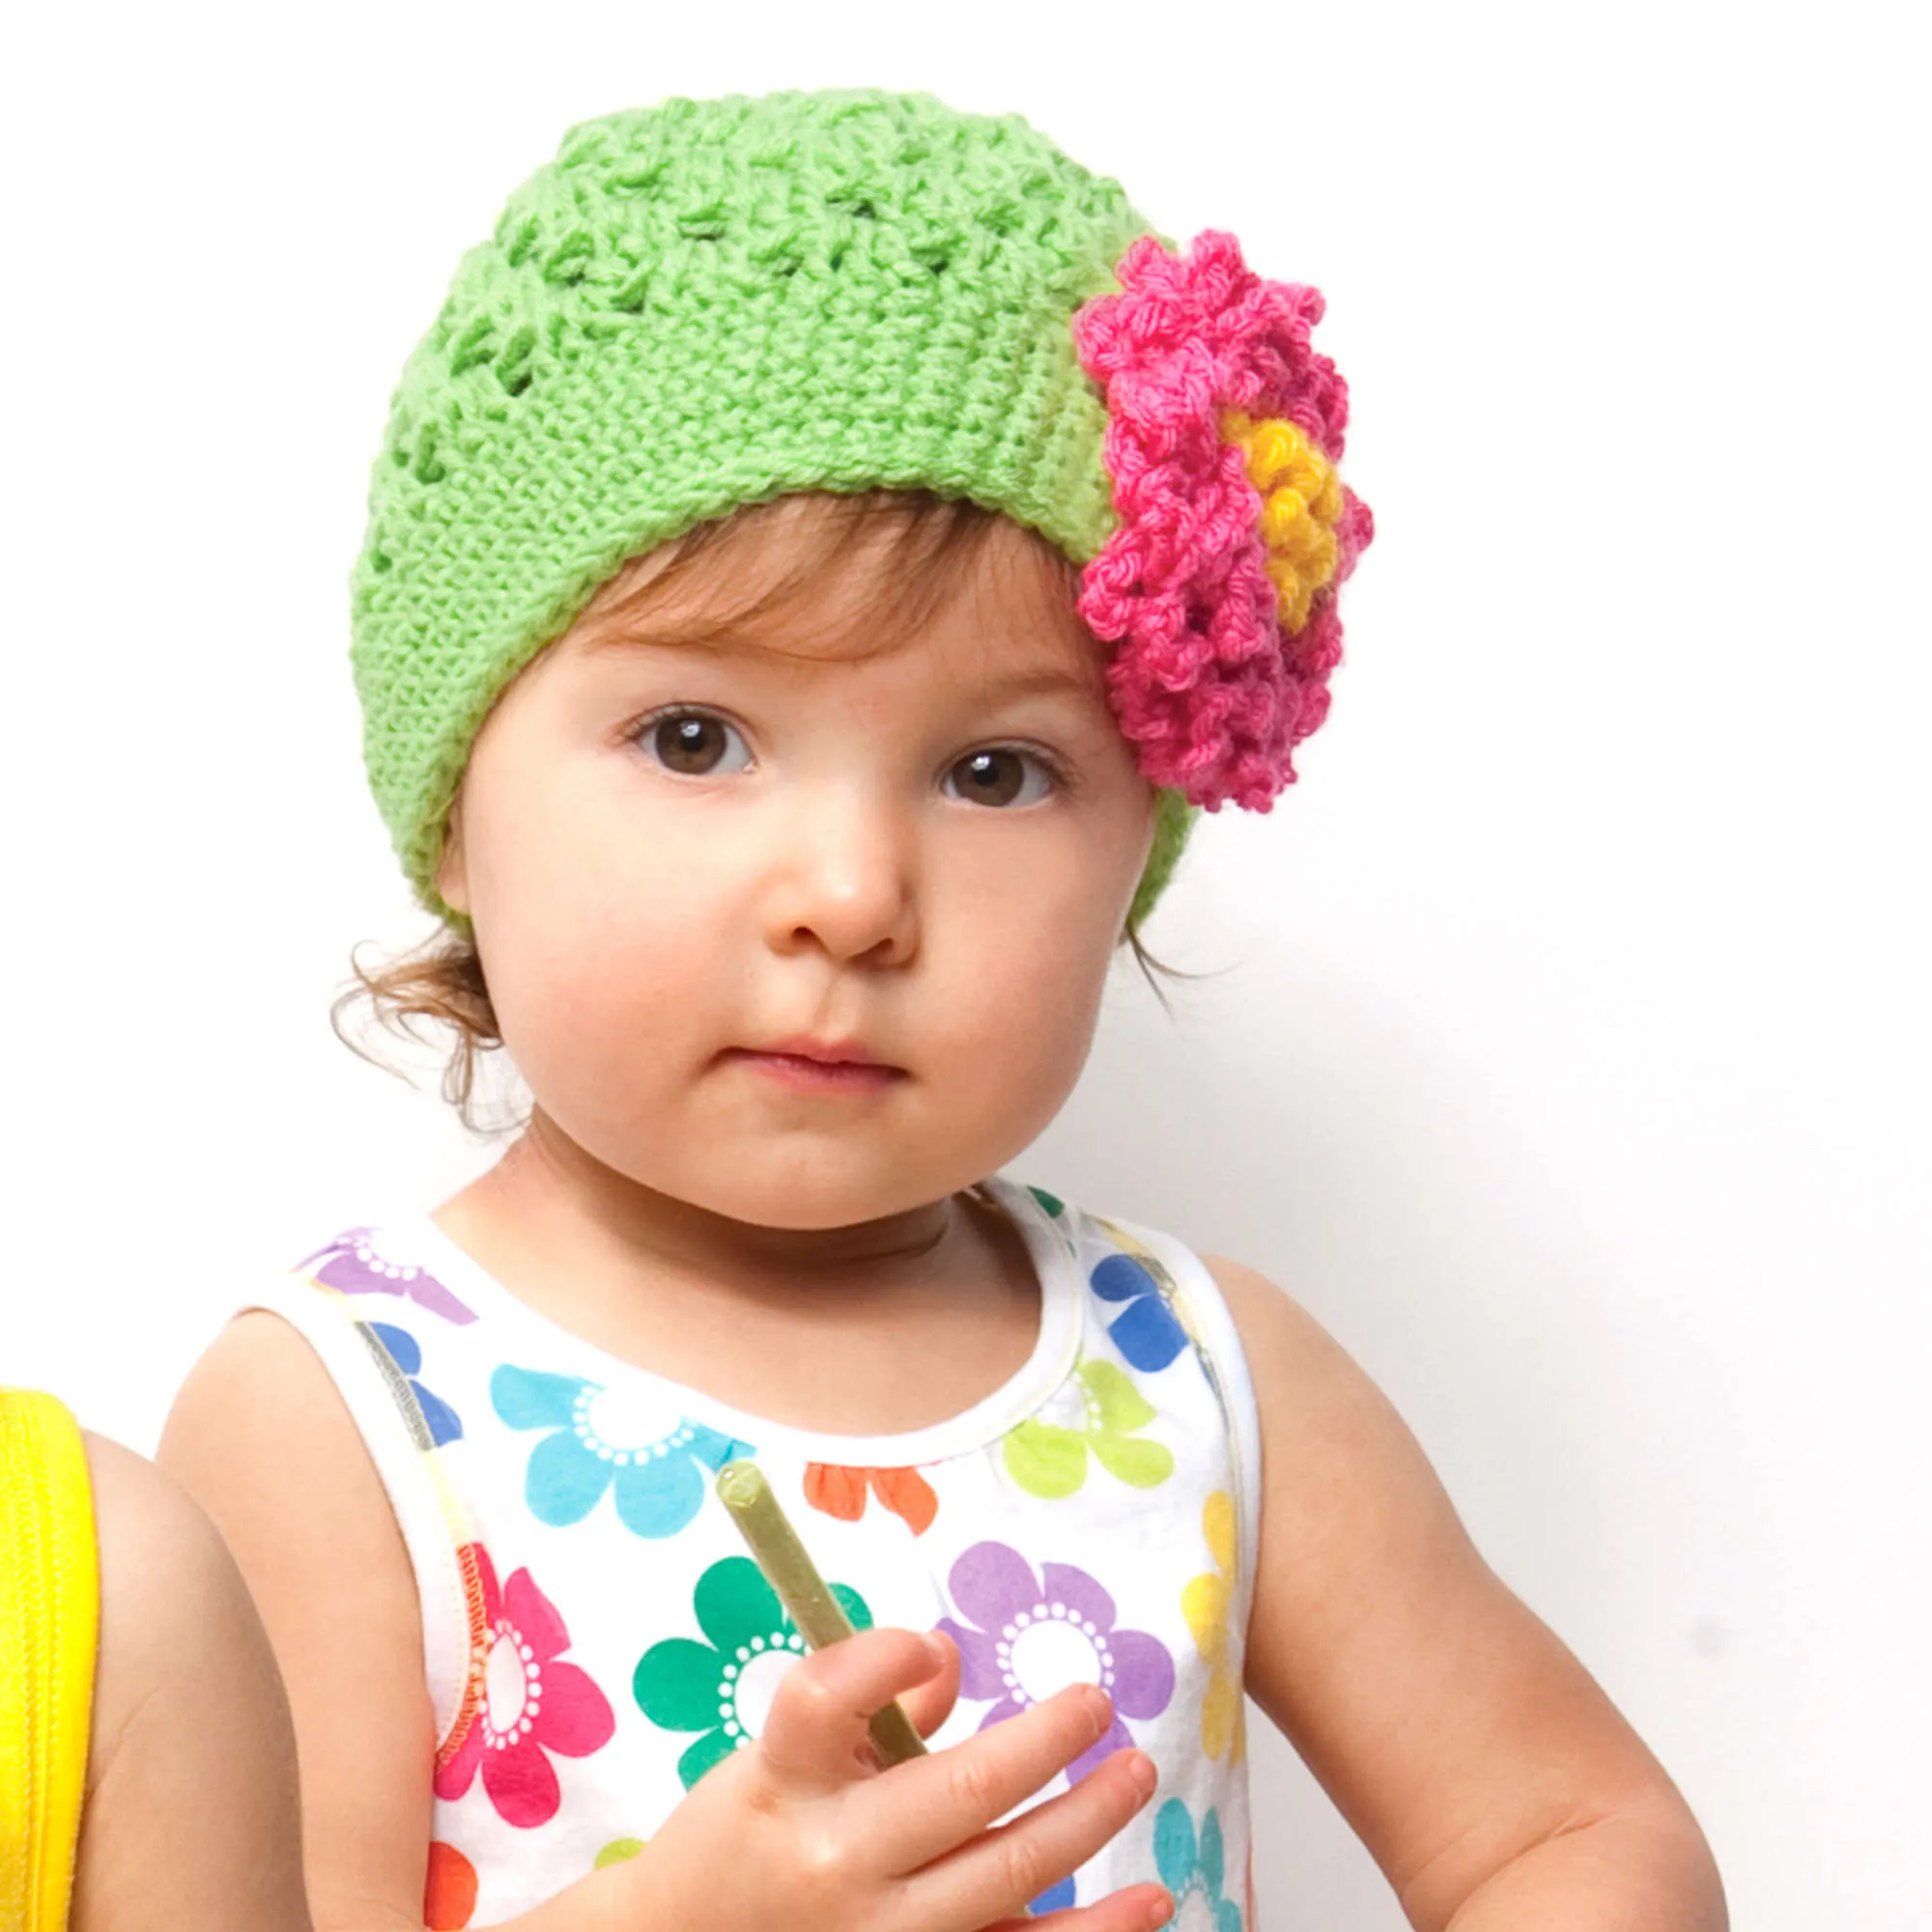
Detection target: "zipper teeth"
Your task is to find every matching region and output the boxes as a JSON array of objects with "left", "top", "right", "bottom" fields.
[{"left": 3, "top": 1393, "right": 62, "bottom": 1925}]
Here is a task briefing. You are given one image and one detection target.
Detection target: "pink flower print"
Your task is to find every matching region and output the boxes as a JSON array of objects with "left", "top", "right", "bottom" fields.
[
  {"left": 298, "top": 1227, "right": 477, "bottom": 1324},
  {"left": 435, "top": 1543, "right": 614, "bottom": 1827},
  {"left": 936, "top": 1541, "right": 1174, "bottom": 1786},
  {"left": 1071, "top": 229, "right": 1374, "bottom": 811}
]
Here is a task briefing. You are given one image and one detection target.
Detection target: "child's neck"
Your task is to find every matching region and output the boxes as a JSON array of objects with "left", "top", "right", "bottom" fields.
[{"left": 428, "top": 1111, "right": 1043, "bottom": 1436}]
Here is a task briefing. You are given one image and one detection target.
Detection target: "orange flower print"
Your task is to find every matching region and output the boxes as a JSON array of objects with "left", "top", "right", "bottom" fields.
[
  {"left": 803, "top": 1462, "right": 938, "bottom": 1536},
  {"left": 1179, "top": 1491, "right": 1246, "bottom": 1764},
  {"left": 424, "top": 1841, "right": 477, "bottom": 1930}
]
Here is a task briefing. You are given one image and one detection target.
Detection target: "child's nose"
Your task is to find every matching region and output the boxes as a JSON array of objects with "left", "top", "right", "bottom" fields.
[{"left": 761, "top": 783, "right": 920, "bottom": 967}]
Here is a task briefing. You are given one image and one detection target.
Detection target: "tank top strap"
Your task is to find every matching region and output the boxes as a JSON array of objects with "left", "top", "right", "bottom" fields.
[
  {"left": 1052, "top": 1200, "right": 1264, "bottom": 1650},
  {"left": 240, "top": 1236, "right": 484, "bottom": 1764}
]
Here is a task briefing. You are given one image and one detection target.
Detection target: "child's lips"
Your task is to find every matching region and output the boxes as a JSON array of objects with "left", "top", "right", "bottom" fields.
[{"left": 724, "top": 1047, "right": 906, "bottom": 1094}]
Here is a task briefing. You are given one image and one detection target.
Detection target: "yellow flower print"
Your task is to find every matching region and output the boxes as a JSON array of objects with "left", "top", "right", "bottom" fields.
[{"left": 1180, "top": 1491, "right": 1246, "bottom": 1764}]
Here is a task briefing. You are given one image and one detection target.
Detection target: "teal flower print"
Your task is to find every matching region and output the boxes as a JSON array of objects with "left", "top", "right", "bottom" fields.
[
  {"left": 633, "top": 1553, "right": 874, "bottom": 1788},
  {"left": 1153, "top": 1799, "right": 1241, "bottom": 1932},
  {"left": 492, "top": 1365, "right": 751, "bottom": 1539}
]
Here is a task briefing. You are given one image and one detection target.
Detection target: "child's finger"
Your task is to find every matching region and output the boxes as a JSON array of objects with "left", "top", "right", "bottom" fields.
[
  {"left": 981, "top": 1880, "right": 1177, "bottom": 1932},
  {"left": 895, "top": 1739, "right": 1160, "bottom": 1929},
  {"left": 895, "top": 1627, "right": 960, "bottom": 1742},
  {"left": 755, "top": 1626, "right": 946, "bottom": 1794},
  {"left": 856, "top": 1681, "right": 1115, "bottom": 1875}
]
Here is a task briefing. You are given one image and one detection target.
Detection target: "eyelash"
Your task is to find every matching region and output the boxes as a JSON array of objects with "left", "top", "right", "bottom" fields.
[{"left": 626, "top": 704, "right": 1075, "bottom": 804}]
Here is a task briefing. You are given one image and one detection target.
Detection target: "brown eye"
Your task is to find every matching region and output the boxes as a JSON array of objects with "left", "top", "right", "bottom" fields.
[
  {"left": 945, "top": 748, "right": 1055, "bottom": 809},
  {"left": 641, "top": 710, "right": 751, "bottom": 776}
]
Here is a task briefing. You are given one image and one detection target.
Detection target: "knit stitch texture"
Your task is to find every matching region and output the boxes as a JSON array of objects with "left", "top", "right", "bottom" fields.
[{"left": 350, "top": 90, "right": 1366, "bottom": 927}]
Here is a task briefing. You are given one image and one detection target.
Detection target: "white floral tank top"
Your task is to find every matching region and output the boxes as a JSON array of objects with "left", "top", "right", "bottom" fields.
[{"left": 242, "top": 1176, "right": 1263, "bottom": 1931}]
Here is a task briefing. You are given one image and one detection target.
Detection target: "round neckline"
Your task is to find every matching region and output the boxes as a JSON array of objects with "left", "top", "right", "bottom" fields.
[{"left": 392, "top": 1173, "right": 1084, "bottom": 1466}]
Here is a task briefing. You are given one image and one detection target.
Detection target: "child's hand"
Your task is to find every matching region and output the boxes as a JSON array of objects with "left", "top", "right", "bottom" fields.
[{"left": 614, "top": 1625, "right": 1171, "bottom": 1932}]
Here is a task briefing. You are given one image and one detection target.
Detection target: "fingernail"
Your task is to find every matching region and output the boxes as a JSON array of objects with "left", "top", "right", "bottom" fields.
[
  {"left": 923, "top": 1631, "right": 952, "bottom": 1667},
  {"left": 1128, "top": 1752, "right": 1158, "bottom": 1799},
  {"left": 1145, "top": 1887, "right": 1175, "bottom": 1928}
]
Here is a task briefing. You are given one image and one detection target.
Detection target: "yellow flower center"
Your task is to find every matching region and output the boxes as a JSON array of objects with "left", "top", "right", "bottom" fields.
[{"left": 1220, "top": 407, "right": 1346, "bottom": 633}]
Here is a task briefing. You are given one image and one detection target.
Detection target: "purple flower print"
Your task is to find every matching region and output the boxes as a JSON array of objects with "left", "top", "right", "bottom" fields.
[
  {"left": 298, "top": 1227, "right": 477, "bottom": 1325},
  {"left": 937, "top": 1541, "right": 1174, "bottom": 1786}
]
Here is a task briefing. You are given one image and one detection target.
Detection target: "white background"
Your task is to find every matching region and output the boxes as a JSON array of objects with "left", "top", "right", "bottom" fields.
[{"left": 3, "top": 2, "right": 1926, "bottom": 1926}]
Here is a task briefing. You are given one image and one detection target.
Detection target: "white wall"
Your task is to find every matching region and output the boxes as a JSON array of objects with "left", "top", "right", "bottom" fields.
[{"left": 4, "top": 2, "right": 1925, "bottom": 1925}]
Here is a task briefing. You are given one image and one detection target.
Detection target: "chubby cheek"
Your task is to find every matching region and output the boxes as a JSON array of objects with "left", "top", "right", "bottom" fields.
[{"left": 467, "top": 831, "right": 740, "bottom": 1148}]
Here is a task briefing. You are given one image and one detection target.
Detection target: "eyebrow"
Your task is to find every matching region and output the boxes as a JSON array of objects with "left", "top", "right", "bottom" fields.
[{"left": 579, "top": 625, "right": 1100, "bottom": 701}]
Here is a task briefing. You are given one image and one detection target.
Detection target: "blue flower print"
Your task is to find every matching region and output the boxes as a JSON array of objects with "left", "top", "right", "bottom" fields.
[
  {"left": 1092, "top": 1253, "right": 1188, "bottom": 1373},
  {"left": 365, "top": 1321, "right": 463, "bottom": 1446},
  {"left": 492, "top": 1365, "right": 753, "bottom": 1539},
  {"left": 1153, "top": 1799, "right": 1241, "bottom": 1932},
  {"left": 1031, "top": 1876, "right": 1076, "bottom": 1915}
]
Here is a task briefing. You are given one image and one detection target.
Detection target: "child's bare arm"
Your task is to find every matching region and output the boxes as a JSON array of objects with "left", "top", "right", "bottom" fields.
[
  {"left": 70, "top": 1432, "right": 311, "bottom": 1932},
  {"left": 157, "top": 1313, "right": 447, "bottom": 1932},
  {"left": 1207, "top": 1258, "right": 1726, "bottom": 1932}
]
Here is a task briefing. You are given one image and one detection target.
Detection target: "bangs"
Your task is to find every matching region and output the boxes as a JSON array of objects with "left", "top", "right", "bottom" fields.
[{"left": 567, "top": 489, "right": 1095, "bottom": 666}]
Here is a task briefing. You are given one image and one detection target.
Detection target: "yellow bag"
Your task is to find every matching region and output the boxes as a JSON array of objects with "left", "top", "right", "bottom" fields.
[{"left": 0, "top": 1391, "right": 99, "bottom": 1932}]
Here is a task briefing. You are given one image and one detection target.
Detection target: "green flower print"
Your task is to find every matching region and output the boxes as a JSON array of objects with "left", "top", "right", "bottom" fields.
[
  {"left": 1003, "top": 1358, "right": 1175, "bottom": 1499},
  {"left": 633, "top": 1554, "right": 874, "bottom": 1788}
]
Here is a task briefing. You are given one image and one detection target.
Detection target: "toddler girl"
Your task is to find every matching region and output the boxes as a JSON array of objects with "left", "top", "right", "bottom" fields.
[{"left": 159, "top": 88, "right": 1722, "bottom": 1932}]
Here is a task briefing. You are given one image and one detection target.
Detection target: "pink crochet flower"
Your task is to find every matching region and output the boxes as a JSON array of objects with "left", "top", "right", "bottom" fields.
[{"left": 1072, "top": 230, "right": 1375, "bottom": 809}]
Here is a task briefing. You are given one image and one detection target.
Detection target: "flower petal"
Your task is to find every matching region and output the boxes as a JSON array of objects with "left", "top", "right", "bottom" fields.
[
  {"left": 432, "top": 1718, "right": 483, "bottom": 1803},
  {"left": 1181, "top": 1571, "right": 1229, "bottom": 1660},
  {"left": 412, "top": 1379, "right": 464, "bottom": 1448},
  {"left": 633, "top": 1638, "right": 727, "bottom": 1733},
  {"left": 677, "top": 1725, "right": 741, "bottom": 1790},
  {"left": 936, "top": 1617, "right": 1008, "bottom": 1702},
  {"left": 1203, "top": 1491, "right": 1237, "bottom": 1577},
  {"left": 693, "top": 1554, "right": 783, "bottom": 1654},
  {"left": 872, "top": 1466, "right": 939, "bottom": 1536},
  {"left": 1041, "top": 1561, "right": 1116, "bottom": 1634},
  {"left": 1080, "top": 1359, "right": 1155, "bottom": 1433},
  {"left": 1199, "top": 1806, "right": 1226, "bottom": 1900},
  {"left": 1031, "top": 1876, "right": 1077, "bottom": 1916},
  {"left": 1003, "top": 1420, "right": 1088, "bottom": 1499},
  {"left": 1153, "top": 1796, "right": 1198, "bottom": 1895},
  {"left": 1105, "top": 1627, "right": 1176, "bottom": 1721},
  {"left": 804, "top": 1463, "right": 869, "bottom": 1521},
  {"left": 424, "top": 1841, "right": 477, "bottom": 1931},
  {"left": 524, "top": 1429, "right": 612, "bottom": 1526},
  {"left": 368, "top": 1321, "right": 423, "bottom": 1376},
  {"left": 1201, "top": 1664, "right": 1240, "bottom": 1761},
  {"left": 531, "top": 1660, "right": 615, "bottom": 1757},
  {"left": 1090, "top": 1254, "right": 1157, "bottom": 1306},
  {"left": 687, "top": 1421, "right": 755, "bottom": 1469},
  {"left": 1106, "top": 1291, "right": 1190, "bottom": 1374},
  {"left": 480, "top": 1728, "right": 561, "bottom": 1828},
  {"left": 612, "top": 1447, "right": 704, "bottom": 1539},
  {"left": 1091, "top": 1430, "right": 1176, "bottom": 1490},
  {"left": 491, "top": 1365, "right": 586, "bottom": 1431},
  {"left": 829, "top": 1582, "right": 874, "bottom": 1633},
  {"left": 947, "top": 1541, "right": 1042, "bottom": 1633},
  {"left": 502, "top": 1566, "right": 571, "bottom": 1662}
]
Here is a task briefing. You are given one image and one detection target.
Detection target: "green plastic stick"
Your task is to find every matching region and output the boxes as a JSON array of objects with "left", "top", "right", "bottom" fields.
[{"left": 716, "top": 1459, "right": 929, "bottom": 1767}]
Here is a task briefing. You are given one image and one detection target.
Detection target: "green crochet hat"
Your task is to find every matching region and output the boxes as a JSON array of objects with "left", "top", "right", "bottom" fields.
[{"left": 350, "top": 88, "right": 1199, "bottom": 928}]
